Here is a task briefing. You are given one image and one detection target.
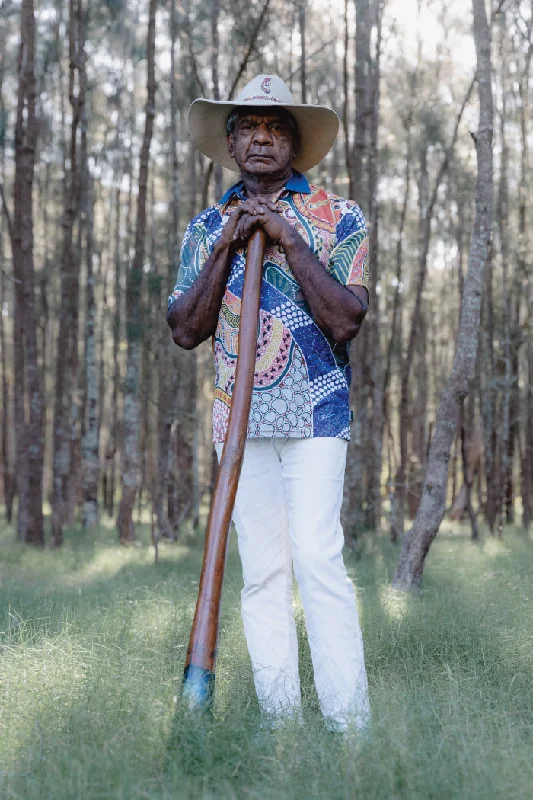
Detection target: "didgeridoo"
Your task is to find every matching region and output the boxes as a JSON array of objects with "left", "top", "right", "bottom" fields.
[{"left": 182, "top": 228, "right": 266, "bottom": 710}]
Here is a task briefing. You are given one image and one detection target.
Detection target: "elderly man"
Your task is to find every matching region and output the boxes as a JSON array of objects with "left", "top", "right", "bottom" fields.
[{"left": 167, "top": 75, "right": 370, "bottom": 732}]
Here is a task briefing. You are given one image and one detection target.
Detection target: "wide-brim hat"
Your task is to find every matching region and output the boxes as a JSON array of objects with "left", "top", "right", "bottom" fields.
[{"left": 188, "top": 74, "right": 339, "bottom": 173}]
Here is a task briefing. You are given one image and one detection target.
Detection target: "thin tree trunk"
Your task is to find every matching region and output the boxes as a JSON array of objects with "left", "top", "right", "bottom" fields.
[
  {"left": 367, "top": 0, "right": 385, "bottom": 531},
  {"left": 11, "top": 0, "right": 44, "bottom": 545},
  {"left": 51, "top": 0, "right": 84, "bottom": 546},
  {"left": 518, "top": 19, "right": 533, "bottom": 528},
  {"left": 497, "top": 12, "right": 511, "bottom": 535},
  {"left": 117, "top": 0, "right": 157, "bottom": 543},
  {"left": 392, "top": 0, "right": 493, "bottom": 591},
  {"left": 82, "top": 170, "right": 98, "bottom": 527},
  {"left": 393, "top": 78, "right": 474, "bottom": 537},
  {"left": 211, "top": 0, "right": 222, "bottom": 199},
  {"left": 389, "top": 124, "right": 412, "bottom": 542},
  {"left": 353, "top": 0, "right": 370, "bottom": 199},
  {"left": 155, "top": 0, "right": 179, "bottom": 542},
  {"left": 299, "top": 0, "right": 307, "bottom": 104},
  {"left": 342, "top": 0, "right": 354, "bottom": 198}
]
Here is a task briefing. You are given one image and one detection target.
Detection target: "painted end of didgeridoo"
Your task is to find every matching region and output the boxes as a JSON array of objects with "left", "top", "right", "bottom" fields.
[{"left": 182, "top": 663, "right": 215, "bottom": 710}]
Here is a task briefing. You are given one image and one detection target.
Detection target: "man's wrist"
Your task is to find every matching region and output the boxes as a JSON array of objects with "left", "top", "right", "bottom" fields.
[
  {"left": 278, "top": 225, "right": 302, "bottom": 253},
  {"left": 213, "top": 235, "right": 235, "bottom": 257}
]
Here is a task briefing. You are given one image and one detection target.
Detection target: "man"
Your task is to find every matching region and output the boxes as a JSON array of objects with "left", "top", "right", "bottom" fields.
[{"left": 167, "top": 75, "right": 370, "bottom": 732}]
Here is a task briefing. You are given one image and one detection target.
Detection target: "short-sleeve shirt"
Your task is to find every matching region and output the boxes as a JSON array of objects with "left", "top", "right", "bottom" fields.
[{"left": 168, "top": 171, "right": 369, "bottom": 444}]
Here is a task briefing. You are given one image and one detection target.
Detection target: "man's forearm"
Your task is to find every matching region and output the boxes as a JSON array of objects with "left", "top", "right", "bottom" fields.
[
  {"left": 280, "top": 228, "right": 367, "bottom": 344},
  {"left": 167, "top": 239, "right": 234, "bottom": 349}
]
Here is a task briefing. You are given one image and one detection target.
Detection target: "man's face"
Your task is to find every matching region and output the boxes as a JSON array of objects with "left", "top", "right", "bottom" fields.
[{"left": 227, "top": 109, "right": 297, "bottom": 178}]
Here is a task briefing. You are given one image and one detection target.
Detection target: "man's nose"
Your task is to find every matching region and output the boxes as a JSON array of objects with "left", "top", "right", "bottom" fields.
[{"left": 252, "top": 124, "right": 272, "bottom": 144}]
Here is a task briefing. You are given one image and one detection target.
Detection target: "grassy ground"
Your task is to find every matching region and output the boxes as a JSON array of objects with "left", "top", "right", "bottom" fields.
[{"left": 0, "top": 517, "right": 532, "bottom": 800}]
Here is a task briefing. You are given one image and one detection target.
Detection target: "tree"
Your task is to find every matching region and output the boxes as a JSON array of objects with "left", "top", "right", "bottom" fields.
[
  {"left": 51, "top": 0, "right": 86, "bottom": 546},
  {"left": 392, "top": 0, "right": 494, "bottom": 591},
  {"left": 10, "top": 0, "right": 44, "bottom": 545},
  {"left": 116, "top": 0, "right": 157, "bottom": 544}
]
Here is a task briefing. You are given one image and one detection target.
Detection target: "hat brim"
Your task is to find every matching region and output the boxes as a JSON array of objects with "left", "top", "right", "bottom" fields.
[{"left": 188, "top": 99, "right": 339, "bottom": 173}]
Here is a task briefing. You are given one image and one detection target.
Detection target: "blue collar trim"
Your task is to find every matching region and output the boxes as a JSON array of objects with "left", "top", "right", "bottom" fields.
[{"left": 218, "top": 170, "right": 311, "bottom": 205}]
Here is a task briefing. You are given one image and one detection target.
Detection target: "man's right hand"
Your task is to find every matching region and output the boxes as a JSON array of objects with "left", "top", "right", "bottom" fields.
[{"left": 219, "top": 198, "right": 279, "bottom": 250}]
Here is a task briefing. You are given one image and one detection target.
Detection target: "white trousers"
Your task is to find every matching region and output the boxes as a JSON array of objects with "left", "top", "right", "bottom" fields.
[{"left": 216, "top": 437, "right": 370, "bottom": 730}]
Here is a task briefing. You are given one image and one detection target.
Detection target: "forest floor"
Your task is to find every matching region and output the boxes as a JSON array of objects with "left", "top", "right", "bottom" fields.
[{"left": 0, "top": 517, "right": 532, "bottom": 800}]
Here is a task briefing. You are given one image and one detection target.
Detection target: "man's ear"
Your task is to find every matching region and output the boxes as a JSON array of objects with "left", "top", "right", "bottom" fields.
[{"left": 227, "top": 134, "right": 235, "bottom": 159}]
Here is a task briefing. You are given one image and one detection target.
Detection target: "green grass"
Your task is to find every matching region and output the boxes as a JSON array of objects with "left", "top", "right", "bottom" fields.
[{"left": 0, "top": 517, "right": 532, "bottom": 799}]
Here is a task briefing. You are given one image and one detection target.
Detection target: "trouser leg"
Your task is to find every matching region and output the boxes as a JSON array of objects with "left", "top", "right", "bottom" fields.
[
  {"left": 215, "top": 439, "right": 300, "bottom": 716},
  {"left": 279, "top": 437, "right": 370, "bottom": 730}
]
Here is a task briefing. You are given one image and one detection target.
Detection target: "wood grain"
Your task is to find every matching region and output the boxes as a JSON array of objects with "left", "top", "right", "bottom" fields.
[{"left": 182, "top": 228, "right": 266, "bottom": 708}]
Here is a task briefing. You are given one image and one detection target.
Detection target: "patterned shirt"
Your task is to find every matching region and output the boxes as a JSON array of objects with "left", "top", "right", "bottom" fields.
[{"left": 168, "top": 171, "right": 369, "bottom": 443}]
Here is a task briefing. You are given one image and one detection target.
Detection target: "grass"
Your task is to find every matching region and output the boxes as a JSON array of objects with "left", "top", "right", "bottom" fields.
[{"left": 0, "top": 517, "right": 532, "bottom": 799}]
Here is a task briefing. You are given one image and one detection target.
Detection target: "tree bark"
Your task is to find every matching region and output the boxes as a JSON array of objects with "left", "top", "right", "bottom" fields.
[
  {"left": 82, "top": 172, "right": 98, "bottom": 528},
  {"left": 366, "top": 0, "right": 385, "bottom": 531},
  {"left": 299, "top": 0, "right": 307, "bottom": 104},
  {"left": 117, "top": 0, "right": 157, "bottom": 543},
  {"left": 393, "top": 78, "right": 474, "bottom": 537},
  {"left": 211, "top": 0, "right": 222, "bottom": 200},
  {"left": 155, "top": 0, "right": 180, "bottom": 543},
  {"left": 51, "top": 0, "right": 84, "bottom": 546},
  {"left": 392, "top": 0, "right": 493, "bottom": 591},
  {"left": 517, "top": 14, "right": 533, "bottom": 529},
  {"left": 11, "top": 0, "right": 44, "bottom": 545}
]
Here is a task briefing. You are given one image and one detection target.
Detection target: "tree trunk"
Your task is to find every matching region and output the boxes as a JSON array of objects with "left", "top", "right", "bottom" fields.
[
  {"left": 497, "top": 12, "right": 511, "bottom": 534},
  {"left": 342, "top": 0, "right": 354, "bottom": 198},
  {"left": 82, "top": 171, "right": 98, "bottom": 528},
  {"left": 353, "top": 0, "right": 370, "bottom": 200},
  {"left": 211, "top": 0, "right": 222, "bottom": 199},
  {"left": 518, "top": 21, "right": 533, "bottom": 529},
  {"left": 392, "top": 0, "right": 493, "bottom": 592},
  {"left": 366, "top": 0, "right": 384, "bottom": 531},
  {"left": 11, "top": 0, "right": 44, "bottom": 545},
  {"left": 299, "top": 0, "right": 307, "bottom": 104},
  {"left": 389, "top": 122, "right": 412, "bottom": 542},
  {"left": 51, "top": 0, "right": 84, "bottom": 546},
  {"left": 393, "top": 79, "right": 474, "bottom": 537},
  {"left": 117, "top": 0, "right": 157, "bottom": 544},
  {"left": 155, "top": 0, "right": 180, "bottom": 542}
]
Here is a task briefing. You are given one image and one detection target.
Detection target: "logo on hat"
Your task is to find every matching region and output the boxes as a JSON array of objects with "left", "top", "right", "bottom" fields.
[{"left": 261, "top": 76, "right": 272, "bottom": 94}]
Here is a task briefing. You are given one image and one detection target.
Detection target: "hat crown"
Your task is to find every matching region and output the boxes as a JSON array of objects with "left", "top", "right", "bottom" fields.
[{"left": 235, "top": 74, "right": 295, "bottom": 105}]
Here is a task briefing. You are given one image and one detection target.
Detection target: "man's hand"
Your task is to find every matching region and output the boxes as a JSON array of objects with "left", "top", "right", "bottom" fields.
[{"left": 229, "top": 196, "right": 295, "bottom": 248}]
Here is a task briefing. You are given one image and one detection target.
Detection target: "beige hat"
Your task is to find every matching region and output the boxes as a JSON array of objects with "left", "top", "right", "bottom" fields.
[{"left": 188, "top": 74, "right": 339, "bottom": 173}]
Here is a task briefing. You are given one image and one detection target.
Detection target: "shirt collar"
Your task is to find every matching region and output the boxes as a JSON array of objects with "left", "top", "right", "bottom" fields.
[{"left": 218, "top": 170, "right": 311, "bottom": 206}]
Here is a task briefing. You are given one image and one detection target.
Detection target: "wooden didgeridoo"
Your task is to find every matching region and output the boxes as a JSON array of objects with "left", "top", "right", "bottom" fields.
[{"left": 182, "top": 228, "right": 266, "bottom": 710}]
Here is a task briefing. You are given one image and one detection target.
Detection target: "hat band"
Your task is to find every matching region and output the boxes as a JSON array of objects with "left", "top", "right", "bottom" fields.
[{"left": 241, "top": 94, "right": 283, "bottom": 103}]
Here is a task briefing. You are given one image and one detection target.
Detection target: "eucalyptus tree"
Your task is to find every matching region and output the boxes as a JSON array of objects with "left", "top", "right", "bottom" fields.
[
  {"left": 393, "top": 0, "right": 494, "bottom": 591},
  {"left": 117, "top": 0, "right": 157, "bottom": 544},
  {"left": 10, "top": 0, "right": 44, "bottom": 544}
]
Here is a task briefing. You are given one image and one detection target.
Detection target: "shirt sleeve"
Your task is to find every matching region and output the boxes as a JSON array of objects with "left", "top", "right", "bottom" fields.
[
  {"left": 327, "top": 203, "right": 370, "bottom": 291},
  {"left": 167, "top": 218, "right": 213, "bottom": 308}
]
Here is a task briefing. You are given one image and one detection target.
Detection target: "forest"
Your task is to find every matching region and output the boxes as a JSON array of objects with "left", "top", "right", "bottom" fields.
[{"left": 1, "top": 0, "right": 533, "bottom": 797}]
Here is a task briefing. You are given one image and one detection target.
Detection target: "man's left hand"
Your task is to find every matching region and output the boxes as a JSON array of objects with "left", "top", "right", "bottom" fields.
[{"left": 232, "top": 196, "right": 295, "bottom": 248}]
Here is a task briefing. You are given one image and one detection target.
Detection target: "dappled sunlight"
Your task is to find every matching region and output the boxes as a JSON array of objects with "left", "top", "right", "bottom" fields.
[
  {"left": 378, "top": 584, "right": 410, "bottom": 623},
  {"left": 482, "top": 537, "right": 512, "bottom": 559},
  {"left": 70, "top": 541, "right": 191, "bottom": 586}
]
